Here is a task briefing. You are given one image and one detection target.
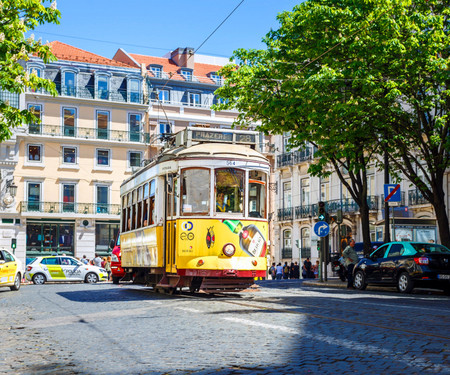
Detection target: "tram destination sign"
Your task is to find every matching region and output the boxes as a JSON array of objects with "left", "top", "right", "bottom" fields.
[{"left": 192, "top": 130, "right": 233, "bottom": 143}]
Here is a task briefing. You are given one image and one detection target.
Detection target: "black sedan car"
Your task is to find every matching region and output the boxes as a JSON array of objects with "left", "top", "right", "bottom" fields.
[{"left": 353, "top": 242, "right": 450, "bottom": 294}]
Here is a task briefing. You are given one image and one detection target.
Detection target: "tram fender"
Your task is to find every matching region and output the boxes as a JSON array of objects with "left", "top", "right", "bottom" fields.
[{"left": 157, "top": 274, "right": 181, "bottom": 288}]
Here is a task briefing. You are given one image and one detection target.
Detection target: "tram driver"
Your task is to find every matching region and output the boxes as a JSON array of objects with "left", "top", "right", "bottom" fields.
[{"left": 216, "top": 191, "right": 230, "bottom": 212}]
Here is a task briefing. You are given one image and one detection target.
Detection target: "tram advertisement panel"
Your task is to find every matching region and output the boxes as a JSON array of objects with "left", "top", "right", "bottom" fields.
[
  {"left": 177, "top": 219, "right": 267, "bottom": 268},
  {"left": 121, "top": 227, "right": 163, "bottom": 268}
]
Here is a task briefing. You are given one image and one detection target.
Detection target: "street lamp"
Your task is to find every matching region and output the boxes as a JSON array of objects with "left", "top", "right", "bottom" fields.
[{"left": 8, "top": 181, "right": 17, "bottom": 197}]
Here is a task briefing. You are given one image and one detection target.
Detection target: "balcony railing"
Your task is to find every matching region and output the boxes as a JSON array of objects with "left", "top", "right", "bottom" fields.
[
  {"left": 299, "top": 247, "right": 311, "bottom": 259},
  {"left": 293, "top": 196, "right": 379, "bottom": 219},
  {"left": 21, "top": 202, "right": 121, "bottom": 215},
  {"left": 277, "top": 149, "right": 313, "bottom": 168},
  {"left": 149, "top": 97, "right": 215, "bottom": 110},
  {"left": 28, "top": 124, "right": 149, "bottom": 143},
  {"left": 281, "top": 247, "right": 292, "bottom": 258},
  {"left": 408, "top": 189, "right": 428, "bottom": 205},
  {"left": 277, "top": 207, "right": 293, "bottom": 221}
]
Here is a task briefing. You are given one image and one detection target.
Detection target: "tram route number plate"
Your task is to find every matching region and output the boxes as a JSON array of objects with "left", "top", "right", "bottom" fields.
[{"left": 438, "top": 274, "right": 450, "bottom": 279}]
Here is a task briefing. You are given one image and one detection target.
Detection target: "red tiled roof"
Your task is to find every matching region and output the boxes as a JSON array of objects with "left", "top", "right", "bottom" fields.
[
  {"left": 46, "top": 41, "right": 134, "bottom": 68},
  {"left": 129, "top": 53, "right": 223, "bottom": 84}
]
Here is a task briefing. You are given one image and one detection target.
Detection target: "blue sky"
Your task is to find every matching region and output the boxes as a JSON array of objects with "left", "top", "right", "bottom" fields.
[{"left": 30, "top": 0, "right": 301, "bottom": 59}]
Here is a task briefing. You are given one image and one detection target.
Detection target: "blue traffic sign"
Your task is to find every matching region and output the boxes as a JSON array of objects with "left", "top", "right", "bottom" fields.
[
  {"left": 384, "top": 184, "right": 401, "bottom": 202},
  {"left": 314, "top": 221, "right": 330, "bottom": 237}
]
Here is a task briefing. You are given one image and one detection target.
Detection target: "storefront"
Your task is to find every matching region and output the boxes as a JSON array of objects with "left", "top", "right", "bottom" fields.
[
  {"left": 95, "top": 221, "right": 119, "bottom": 256},
  {"left": 375, "top": 218, "right": 437, "bottom": 243},
  {"left": 26, "top": 220, "right": 75, "bottom": 257}
]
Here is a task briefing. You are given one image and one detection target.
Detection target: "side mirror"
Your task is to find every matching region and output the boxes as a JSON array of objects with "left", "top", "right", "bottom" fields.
[
  {"left": 0, "top": 260, "right": 5, "bottom": 264},
  {"left": 109, "top": 240, "right": 115, "bottom": 249}
]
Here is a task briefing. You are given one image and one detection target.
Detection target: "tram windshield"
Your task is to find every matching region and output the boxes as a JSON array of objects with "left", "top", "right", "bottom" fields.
[
  {"left": 248, "top": 171, "right": 266, "bottom": 218},
  {"left": 215, "top": 168, "right": 244, "bottom": 213},
  {"left": 181, "top": 168, "right": 210, "bottom": 214}
]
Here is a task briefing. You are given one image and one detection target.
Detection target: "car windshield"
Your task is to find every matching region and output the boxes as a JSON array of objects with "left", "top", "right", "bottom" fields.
[{"left": 411, "top": 243, "right": 450, "bottom": 255}]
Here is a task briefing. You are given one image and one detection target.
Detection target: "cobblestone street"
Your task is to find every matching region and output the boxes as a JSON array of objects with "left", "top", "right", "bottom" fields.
[{"left": 1, "top": 280, "right": 449, "bottom": 375}]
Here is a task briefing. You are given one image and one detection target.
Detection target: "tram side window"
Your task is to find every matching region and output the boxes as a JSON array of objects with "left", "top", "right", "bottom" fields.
[
  {"left": 143, "top": 180, "right": 155, "bottom": 226},
  {"left": 121, "top": 195, "right": 127, "bottom": 232},
  {"left": 126, "top": 192, "right": 132, "bottom": 231},
  {"left": 248, "top": 171, "right": 267, "bottom": 218},
  {"left": 136, "top": 186, "right": 143, "bottom": 229},
  {"left": 132, "top": 189, "right": 137, "bottom": 230},
  {"left": 181, "top": 168, "right": 210, "bottom": 215},
  {"left": 215, "top": 168, "right": 244, "bottom": 213}
]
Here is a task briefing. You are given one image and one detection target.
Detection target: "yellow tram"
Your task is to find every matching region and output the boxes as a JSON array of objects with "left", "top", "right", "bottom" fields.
[{"left": 119, "top": 127, "right": 270, "bottom": 293}]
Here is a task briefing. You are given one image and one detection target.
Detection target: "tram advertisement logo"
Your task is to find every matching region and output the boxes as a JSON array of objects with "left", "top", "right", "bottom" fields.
[
  {"left": 180, "top": 232, "right": 194, "bottom": 240},
  {"left": 206, "top": 226, "right": 215, "bottom": 248},
  {"left": 182, "top": 221, "right": 193, "bottom": 231}
]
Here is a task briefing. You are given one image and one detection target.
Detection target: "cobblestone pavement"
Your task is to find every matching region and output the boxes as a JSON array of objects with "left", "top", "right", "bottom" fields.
[{"left": 1, "top": 280, "right": 449, "bottom": 375}]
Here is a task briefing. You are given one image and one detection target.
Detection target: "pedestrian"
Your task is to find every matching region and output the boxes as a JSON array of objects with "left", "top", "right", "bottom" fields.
[
  {"left": 93, "top": 253, "right": 102, "bottom": 267},
  {"left": 342, "top": 238, "right": 358, "bottom": 289},
  {"left": 269, "top": 262, "right": 276, "bottom": 280},
  {"left": 292, "top": 261, "right": 300, "bottom": 279},
  {"left": 276, "top": 263, "right": 283, "bottom": 280},
  {"left": 314, "top": 260, "right": 320, "bottom": 278},
  {"left": 289, "top": 262, "right": 295, "bottom": 279},
  {"left": 81, "top": 255, "right": 88, "bottom": 265},
  {"left": 303, "top": 257, "right": 313, "bottom": 278},
  {"left": 104, "top": 256, "right": 112, "bottom": 281},
  {"left": 282, "top": 262, "right": 290, "bottom": 279},
  {"left": 101, "top": 257, "right": 106, "bottom": 268}
]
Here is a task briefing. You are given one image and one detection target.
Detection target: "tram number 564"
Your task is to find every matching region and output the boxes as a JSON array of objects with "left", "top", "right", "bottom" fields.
[{"left": 226, "top": 161, "right": 236, "bottom": 166}]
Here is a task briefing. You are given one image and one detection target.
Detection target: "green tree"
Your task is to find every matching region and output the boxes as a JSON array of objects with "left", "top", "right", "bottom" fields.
[
  {"left": 215, "top": 0, "right": 450, "bottom": 248},
  {"left": 0, "top": 0, "right": 60, "bottom": 141}
]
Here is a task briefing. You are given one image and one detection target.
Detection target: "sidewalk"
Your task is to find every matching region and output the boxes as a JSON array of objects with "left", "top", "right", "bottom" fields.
[
  {"left": 302, "top": 276, "right": 347, "bottom": 288},
  {"left": 255, "top": 276, "right": 348, "bottom": 289}
]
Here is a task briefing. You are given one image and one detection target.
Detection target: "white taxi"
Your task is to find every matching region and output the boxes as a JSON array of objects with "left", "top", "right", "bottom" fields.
[
  {"left": 0, "top": 248, "right": 23, "bottom": 291},
  {"left": 25, "top": 256, "right": 107, "bottom": 284}
]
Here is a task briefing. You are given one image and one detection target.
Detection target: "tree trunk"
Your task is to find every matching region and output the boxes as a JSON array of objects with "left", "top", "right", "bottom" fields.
[
  {"left": 433, "top": 195, "right": 450, "bottom": 248},
  {"left": 358, "top": 199, "right": 372, "bottom": 256}
]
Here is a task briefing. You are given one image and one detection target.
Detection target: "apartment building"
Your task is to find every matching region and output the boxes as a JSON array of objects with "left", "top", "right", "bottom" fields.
[{"left": 272, "top": 134, "right": 446, "bottom": 264}]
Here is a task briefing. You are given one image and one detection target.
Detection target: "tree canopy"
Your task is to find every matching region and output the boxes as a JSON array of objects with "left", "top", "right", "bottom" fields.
[
  {"left": 214, "top": 0, "right": 450, "bottom": 247},
  {"left": 0, "top": 0, "right": 60, "bottom": 141}
]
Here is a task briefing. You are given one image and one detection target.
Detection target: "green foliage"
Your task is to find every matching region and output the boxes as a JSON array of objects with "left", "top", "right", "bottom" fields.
[{"left": 0, "top": 0, "right": 60, "bottom": 141}]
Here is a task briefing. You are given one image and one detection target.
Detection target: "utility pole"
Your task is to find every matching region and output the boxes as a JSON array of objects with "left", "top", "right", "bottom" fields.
[{"left": 384, "top": 145, "right": 391, "bottom": 242}]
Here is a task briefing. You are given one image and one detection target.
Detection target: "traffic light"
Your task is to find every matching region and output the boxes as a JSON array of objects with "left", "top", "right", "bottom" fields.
[
  {"left": 318, "top": 201, "right": 326, "bottom": 221},
  {"left": 11, "top": 238, "right": 16, "bottom": 250},
  {"left": 329, "top": 215, "right": 337, "bottom": 224}
]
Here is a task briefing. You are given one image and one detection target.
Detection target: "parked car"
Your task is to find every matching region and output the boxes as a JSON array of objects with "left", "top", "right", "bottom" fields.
[
  {"left": 0, "top": 248, "right": 23, "bottom": 291},
  {"left": 354, "top": 241, "right": 384, "bottom": 258},
  {"left": 25, "top": 256, "right": 108, "bottom": 285},
  {"left": 353, "top": 242, "right": 450, "bottom": 294},
  {"left": 110, "top": 233, "right": 125, "bottom": 284}
]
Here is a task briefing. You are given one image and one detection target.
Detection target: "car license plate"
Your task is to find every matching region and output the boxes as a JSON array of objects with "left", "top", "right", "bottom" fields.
[{"left": 438, "top": 274, "right": 450, "bottom": 280}]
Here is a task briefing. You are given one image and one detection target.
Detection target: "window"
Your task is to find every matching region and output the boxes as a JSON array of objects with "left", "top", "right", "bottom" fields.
[
  {"left": 41, "top": 257, "right": 59, "bottom": 265},
  {"left": 283, "top": 181, "right": 291, "bottom": 209},
  {"left": 387, "top": 244, "right": 404, "bottom": 257},
  {"left": 63, "top": 107, "right": 76, "bottom": 137},
  {"left": 96, "top": 149, "right": 110, "bottom": 167},
  {"left": 96, "top": 111, "right": 109, "bottom": 140},
  {"left": 28, "top": 104, "right": 42, "bottom": 133},
  {"left": 97, "top": 75, "right": 109, "bottom": 100},
  {"left": 96, "top": 185, "right": 109, "bottom": 213},
  {"left": 64, "top": 71, "right": 76, "bottom": 96},
  {"left": 29, "top": 66, "right": 42, "bottom": 93},
  {"left": 215, "top": 168, "right": 244, "bottom": 214},
  {"left": 62, "top": 184, "right": 75, "bottom": 212},
  {"left": 248, "top": 170, "right": 266, "bottom": 218},
  {"left": 129, "top": 79, "right": 140, "bottom": 103},
  {"left": 159, "top": 122, "right": 173, "bottom": 136},
  {"left": 27, "top": 182, "right": 41, "bottom": 211},
  {"left": 141, "top": 180, "right": 156, "bottom": 227},
  {"left": 95, "top": 223, "right": 119, "bottom": 254},
  {"left": 301, "top": 178, "right": 310, "bottom": 206},
  {"left": 181, "top": 70, "right": 192, "bottom": 81},
  {"left": 211, "top": 73, "right": 222, "bottom": 84},
  {"left": 181, "top": 168, "right": 210, "bottom": 214},
  {"left": 282, "top": 230, "right": 292, "bottom": 258},
  {"left": 62, "top": 147, "right": 76, "bottom": 164},
  {"left": 320, "top": 177, "right": 329, "bottom": 202},
  {"left": 372, "top": 244, "right": 388, "bottom": 258},
  {"left": 129, "top": 151, "right": 142, "bottom": 168},
  {"left": 129, "top": 113, "right": 141, "bottom": 142},
  {"left": 301, "top": 227, "right": 311, "bottom": 252},
  {"left": 158, "top": 89, "right": 170, "bottom": 103},
  {"left": 150, "top": 66, "right": 162, "bottom": 78},
  {"left": 188, "top": 92, "right": 200, "bottom": 107},
  {"left": 28, "top": 144, "right": 42, "bottom": 162}
]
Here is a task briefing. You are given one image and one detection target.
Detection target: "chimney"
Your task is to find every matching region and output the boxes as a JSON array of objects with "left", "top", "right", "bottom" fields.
[{"left": 170, "top": 47, "right": 194, "bottom": 69}]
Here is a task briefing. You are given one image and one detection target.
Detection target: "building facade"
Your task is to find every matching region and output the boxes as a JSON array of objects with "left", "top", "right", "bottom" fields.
[{"left": 272, "top": 134, "right": 448, "bottom": 265}]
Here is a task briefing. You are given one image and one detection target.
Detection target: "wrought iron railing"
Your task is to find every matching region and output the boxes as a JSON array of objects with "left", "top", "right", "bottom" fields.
[
  {"left": 408, "top": 189, "right": 428, "bottom": 205},
  {"left": 299, "top": 247, "right": 311, "bottom": 259},
  {"left": 27, "top": 124, "right": 149, "bottom": 143},
  {"left": 277, "top": 149, "right": 313, "bottom": 168},
  {"left": 21, "top": 202, "right": 121, "bottom": 215},
  {"left": 281, "top": 247, "right": 292, "bottom": 258},
  {"left": 277, "top": 207, "right": 293, "bottom": 221}
]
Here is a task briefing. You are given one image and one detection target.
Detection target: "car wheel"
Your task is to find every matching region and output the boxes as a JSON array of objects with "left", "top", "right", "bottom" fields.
[
  {"left": 353, "top": 270, "right": 367, "bottom": 290},
  {"left": 397, "top": 272, "right": 414, "bottom": 293},
  {"left": 10, "top": 273, "right": 21, "bottom": 291},
  {"left": 85, "top": 272, "right": 98, "bottom": 284},
  {"left": 32, "top": 273, "right": 46, "bottom": 285},
  {"left": 112, "top": 276, "right": 120, "bottom": 284}
]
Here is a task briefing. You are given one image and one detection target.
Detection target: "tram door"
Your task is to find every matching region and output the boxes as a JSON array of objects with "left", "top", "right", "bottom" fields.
[{"left": 165, "top": 175, "right": 177, "bottom": 274}]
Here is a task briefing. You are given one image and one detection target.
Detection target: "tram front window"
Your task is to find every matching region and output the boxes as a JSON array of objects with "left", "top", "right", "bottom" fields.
[
  {"left": 215, "top": 168, "right": 244, "bottom": 214},
  {"left": 248, "top": 171, "right": 267, "bottom": 218},
  {"left": 181, "top": 168, "right": 210, "bottom": 214}
]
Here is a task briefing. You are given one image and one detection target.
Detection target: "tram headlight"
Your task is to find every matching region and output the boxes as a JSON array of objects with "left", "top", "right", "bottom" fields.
[{"left": 223, "top": 243, "right": 236, "bottom": 257}]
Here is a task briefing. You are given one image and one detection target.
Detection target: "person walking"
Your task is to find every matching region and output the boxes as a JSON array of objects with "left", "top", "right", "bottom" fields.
[
  {"left": 292, "top": 262, "right": 300, "bottom": 279},
  {"left": 269, "top": 262, "right": 276, "bottom": 280},
  {"left": 275, "top": 263, "right": 283, "bottom": 280},
  {"left": 303, "top": 257, "right": 313, "bottom": 278},
  {"left": 104, "top": 256, "right": 112, "bottom": 281},
  {"left": 93, "top": 253, "right": 102, "bottom": 267},
  {"left": 342, "top": 238, "right": 358, "bottom": 289},
  {"left": 282, "top": 262, "right": 290, "bottom": 279}
]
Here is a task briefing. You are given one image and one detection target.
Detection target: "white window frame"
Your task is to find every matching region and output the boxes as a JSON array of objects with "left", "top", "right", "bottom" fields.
[
  {"left": 181, "top": 70, "right": 193, "bottom": 81},
  {"left": 211, "top": 73, "right": 222, "bottom": 84},
  {"left": 60, "top": 181, "right": 77, "bottom": 212},
  {"left": 96, "top": 109, "right": 110, "bottom": 139},
  {"left": 150, "top": 66, "right": 162, "bottom": 78},
  {"left": 128, "top": 150, "right": 143, "bottom": 169},
  {"left": 95, "top": 184, "right": 111, "bottom": 214},
  {"left": 95, "top": 148, "right": 111, "bottom": 169},
  {"left": 26, "top": 180, "right": 43, "bottom": 210},
  {"left": 62, "top": 106, "right": 77, "bottom": 136},
  {"left": 158, "top": 121, "right": 173, "bottom": 136},
  {"left": 61, "top": 145, "right": 79, "bottom": 167},
  {"left": 157, "top": 89, "right": 170, "bottom": 103},
  {"left": 96, "top": 74, "right": 110, "bottom": 100},
  {"left": 25, "top": 143, "right": 44, "bottom": 166},
  {"left": 188, "top": 92, "right": 201, "bottom": 107},
  {"left": 61, "top": 68, "right": 78, "bottom": 96}
]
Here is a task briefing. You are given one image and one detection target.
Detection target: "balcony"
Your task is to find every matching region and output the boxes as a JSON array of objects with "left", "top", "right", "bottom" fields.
[
  {"left": 299, "top": 247, "right": 311, "bottom": 259},
  {"left": 21, "top": 202, "right": 121, "bottom": 215},
  {"left": 281, "top": 247, "right": 292, "bottom": 258},
  {"left": 293, "top": 196, "right": 379, "bottom": 220},
  {"left": 28, "top": 124, "right": 149, "bottom": 144},
  {"left": 277, "top": 149, "right": 313, "bottom": 168},
  {"left": 277, "top": 207, "right": 293, "bottom": 221},
  {"left": 408, "top": 189, "right": 428, "bottom": 205},
  {"left": 149, "top": 97, "right": 215, "bottom": 110}
]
